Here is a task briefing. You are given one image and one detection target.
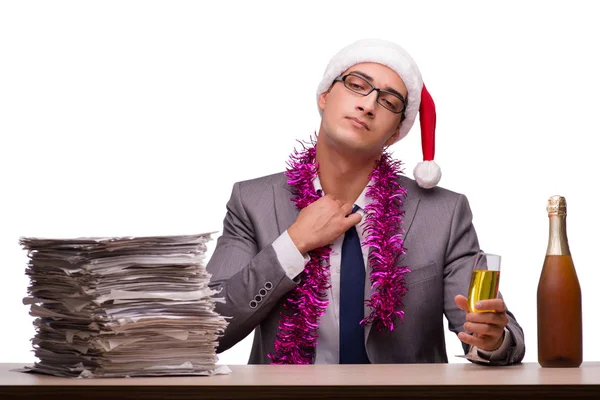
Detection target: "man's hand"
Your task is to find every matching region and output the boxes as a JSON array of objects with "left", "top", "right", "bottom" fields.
[
  {"left": 287, "top": 194, "right": 361, "bottom": 255},
  {"left": 454, "top": 295, "right": 508, "bottom": 352}
]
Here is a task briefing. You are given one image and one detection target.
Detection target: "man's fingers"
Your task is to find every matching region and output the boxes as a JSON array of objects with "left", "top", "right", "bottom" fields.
[
  {"left": 463, "top": 321, "right": 504, "bottom": 337},
  {"left": 454, "top": 295, "right": 469, "bottom": 311},
  {"left": 344, "top": 212, "right": 362, "bottom": 227},
  {"left": 340, "top": 203, "right": 354, "bottom": 216},
  {"left": 459, "top": 331, "right": 504, "bottom": 352},
  {"left": 474, "top": 299, "right": 506, "bottom": 312},
  {"left": 321, "top": 194, "right": 343, "bottom": 207},
  {"left": 466, "top": 310, "right": 509, "bottom": 327},
  {"left": 457, "top": 332, "right": 485, "bottom": 348}
]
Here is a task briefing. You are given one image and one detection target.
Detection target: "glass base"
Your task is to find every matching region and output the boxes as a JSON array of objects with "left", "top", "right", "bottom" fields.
[{"left": 455, "top": 353, "right": 490, "bottom": 363}]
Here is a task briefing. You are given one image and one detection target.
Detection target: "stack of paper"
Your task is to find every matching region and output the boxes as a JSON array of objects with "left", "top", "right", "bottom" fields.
[{"left": 20, "top": 233, "right": 229, "bottom": 378}]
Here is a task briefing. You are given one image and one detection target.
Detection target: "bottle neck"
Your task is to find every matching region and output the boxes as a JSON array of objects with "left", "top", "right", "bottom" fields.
[{"left": 546, "top": 214, "right": 571, "bottom": 256}]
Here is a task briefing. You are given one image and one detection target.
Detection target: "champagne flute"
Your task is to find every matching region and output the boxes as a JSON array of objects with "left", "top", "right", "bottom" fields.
[{"left": 456, "top": 251, "right": 501, "bottom": 363}]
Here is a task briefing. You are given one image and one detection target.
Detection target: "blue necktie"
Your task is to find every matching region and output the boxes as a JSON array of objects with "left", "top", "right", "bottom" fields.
[{"left": 339, "top": 205, "right": 370, "bottom": 364}]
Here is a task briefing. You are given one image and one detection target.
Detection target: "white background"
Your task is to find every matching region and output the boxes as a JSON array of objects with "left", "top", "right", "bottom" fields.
[{"left": 1, "top": 0, "right": 598, "bottom": 365}]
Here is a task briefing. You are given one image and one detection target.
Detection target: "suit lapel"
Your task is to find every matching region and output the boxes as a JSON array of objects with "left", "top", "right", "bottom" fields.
[
  {"left": 273, "top": 182, "right": 299, "bottom": 235},
  {"left": 400, "top": 195, "right": 420, "bottom": 240},
  {"left": 364, "top": 191, "right": 421, "bottom": 345}
]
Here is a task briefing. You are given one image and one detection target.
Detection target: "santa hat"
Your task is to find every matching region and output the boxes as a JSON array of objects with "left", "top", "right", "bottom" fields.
[{"left": 316, "top": 39, "right": 441, "bottom": 189}]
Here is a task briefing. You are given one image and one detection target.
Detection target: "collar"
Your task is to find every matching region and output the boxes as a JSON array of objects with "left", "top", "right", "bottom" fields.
[{"left": 313, "top": 175, "right": 370, "bottom": 211}]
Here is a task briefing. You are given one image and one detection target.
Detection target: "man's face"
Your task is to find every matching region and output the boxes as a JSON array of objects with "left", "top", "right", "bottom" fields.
[{"left": 318, "top": 62, "right": 408, "bottom": 157}]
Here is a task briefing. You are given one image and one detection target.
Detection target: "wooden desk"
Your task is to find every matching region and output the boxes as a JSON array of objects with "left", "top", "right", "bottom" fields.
[{"left": 1, "top": 362, "right": 599, "bottom": 399}]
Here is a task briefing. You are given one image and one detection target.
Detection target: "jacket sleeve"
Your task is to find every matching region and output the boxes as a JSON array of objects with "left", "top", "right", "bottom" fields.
[
  {"left": 206, "top": 182, "right": 297, "bottom": 353},
  {"left": 443, "top": 194, "right": 526, "bottom": 366}
]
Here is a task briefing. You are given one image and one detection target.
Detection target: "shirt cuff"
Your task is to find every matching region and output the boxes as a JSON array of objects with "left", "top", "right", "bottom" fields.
[
  {"left": 272, "top": 230, "right": 309, "bottom": 281},
  {"left": 475, "top": 328, "right": 514, "bottom": 361}
]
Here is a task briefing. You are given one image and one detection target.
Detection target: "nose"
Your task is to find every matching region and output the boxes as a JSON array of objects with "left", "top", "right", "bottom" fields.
[{"left": 356, "top": 91, "right": 378, "bottom": 117}]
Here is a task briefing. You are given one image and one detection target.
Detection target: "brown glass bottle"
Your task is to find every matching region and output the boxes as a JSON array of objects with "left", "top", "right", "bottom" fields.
[{"left": 537, "top": 195, "right": 582, "bottom": 367}]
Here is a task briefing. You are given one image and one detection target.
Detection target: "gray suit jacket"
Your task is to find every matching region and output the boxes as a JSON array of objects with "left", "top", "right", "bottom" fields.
[{"left": 207, "top": 172, "right": 525, "bottom": 365}]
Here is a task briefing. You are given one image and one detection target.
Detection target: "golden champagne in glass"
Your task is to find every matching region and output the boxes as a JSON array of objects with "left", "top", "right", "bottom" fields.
[
  {"left": 468, "top": 269, "right": 500, "bottom": 313},
  {"left": 456, "top": 251, "right": 501, "bottom": 363}
]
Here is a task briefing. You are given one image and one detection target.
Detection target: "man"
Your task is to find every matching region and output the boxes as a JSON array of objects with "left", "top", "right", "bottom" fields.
[{"left": 207, "top": 39, "right": 525, "bottom": 365}]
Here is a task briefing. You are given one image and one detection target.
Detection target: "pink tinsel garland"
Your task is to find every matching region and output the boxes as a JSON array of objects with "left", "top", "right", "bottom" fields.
[{"left": 268, "top": 141, "right": 409, "bottom": 364}]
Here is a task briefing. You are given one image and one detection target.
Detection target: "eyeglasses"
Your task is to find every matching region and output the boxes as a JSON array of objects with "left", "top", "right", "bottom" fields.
[{"left": 333, "top": 73, "right": 407, "bottom": 114}]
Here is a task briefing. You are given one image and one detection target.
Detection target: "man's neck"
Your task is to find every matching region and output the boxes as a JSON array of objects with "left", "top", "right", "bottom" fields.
[{"left": 315, "top": 138, "right": 379, "bottom": 205}]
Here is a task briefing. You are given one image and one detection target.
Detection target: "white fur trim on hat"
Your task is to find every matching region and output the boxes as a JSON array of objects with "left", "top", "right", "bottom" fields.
[{"left": 316, "top": 38, "right": 423, "bottom": 142}]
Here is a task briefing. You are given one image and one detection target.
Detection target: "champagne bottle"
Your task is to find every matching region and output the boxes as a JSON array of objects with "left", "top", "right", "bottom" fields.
[{"left": 537, "top": 195, "right": 582, "bottom": 367}]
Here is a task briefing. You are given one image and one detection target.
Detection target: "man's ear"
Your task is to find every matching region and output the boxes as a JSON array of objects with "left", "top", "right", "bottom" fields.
[
  {"left": 385, "top": 123, "right": 401, "bottom": 147},
  {"left": 317, "top": 91, "right": 328, "bottom": 111}
]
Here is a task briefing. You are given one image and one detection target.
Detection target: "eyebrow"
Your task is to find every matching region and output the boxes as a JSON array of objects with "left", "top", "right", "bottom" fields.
[{"left": 350, "top": 70, "right": 406, "bottom": 99}]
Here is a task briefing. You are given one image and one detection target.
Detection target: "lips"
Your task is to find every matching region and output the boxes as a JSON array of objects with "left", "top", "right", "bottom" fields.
[{"left": 346, "top": 117, "right": 369, "bottom": 130}]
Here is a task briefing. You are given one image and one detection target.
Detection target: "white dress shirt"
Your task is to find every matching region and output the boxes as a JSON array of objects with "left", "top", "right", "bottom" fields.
[{"left": 271, "top": 176, "right": 512, "bottom": 363}]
